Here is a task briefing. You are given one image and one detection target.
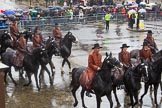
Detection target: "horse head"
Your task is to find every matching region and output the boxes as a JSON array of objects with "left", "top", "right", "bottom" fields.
[
  {"left": 32, "top": 46, "right": 49, "bottom": 64},
  {"left": 46, "top": 38, "right": 60, "bottom": 56},
  {"left": 64, "top": 32, "right": 78, "bottom": 43},
  {"left": 135, "top": 61, "right": 150, "bottom": 82},
  {"left": 102, "top": 52, "right": 121, "bottom": 69}
]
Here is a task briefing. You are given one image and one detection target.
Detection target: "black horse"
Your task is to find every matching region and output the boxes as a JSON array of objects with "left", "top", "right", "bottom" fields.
[
  {"left": 123, "top": 62, "right": 149, "bottom": 107},
  {"left": 0, "top": 30, "right": 13, "bottom": 57},
  {"left": 39, "top": 37, "right": 59, "bottom": 85},
  {"left": 70, "top": 52, "right": 121, "bottom": 108},
  {"left": 130, "top": 49, "right": 162, "bottom": 94},
  {"left": 139, "top": 58, "right": 162, "bottom": 106},
  {"left": 60, "top": 32, "right": 78, "bottom": 73},
  {"left": 23, "top": 47, "right": 49, "bottom": 91}
]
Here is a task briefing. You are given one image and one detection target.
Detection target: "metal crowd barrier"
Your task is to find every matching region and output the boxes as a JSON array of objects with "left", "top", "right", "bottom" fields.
[{"left": 18, "top": 12, "right": 162, "bottom": 30}]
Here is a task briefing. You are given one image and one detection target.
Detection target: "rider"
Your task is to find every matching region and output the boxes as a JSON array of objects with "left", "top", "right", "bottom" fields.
[
  {"left": 53, "top": 23, "right": 62, "bottom": 49},
  {"left": 140, "top": 41, "right": 153, "bottom": 62},
  {"left": 10, "top": 20, "right": 19, "bottom": 47},
  {"left": 118, "top": 43, "right": 131, "bottom": 90},
  {"left": 13, "top": 33, "right": 27, "bottom": 68},
  {"left": 80, "top": 43, "right": 102, "bottom": 97},
  {"left": 144, "top": 30, "right": 158, "bottom": 54},
  {"left": 32, "top": 26, "right": 44, "bottom": 49},
  {"left": 119, "top": 43, "right": 131, "bottom": 71}
]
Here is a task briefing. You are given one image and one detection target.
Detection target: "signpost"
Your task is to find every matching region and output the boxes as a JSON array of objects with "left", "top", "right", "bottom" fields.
[{"left": 0, "top": 62, "right": 9, "bottom": 108}]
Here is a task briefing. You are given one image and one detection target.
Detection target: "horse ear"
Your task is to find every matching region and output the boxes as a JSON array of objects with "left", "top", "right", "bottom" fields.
[
  {"left": 68, "top": 31, "right": 72, "bottom": 35},
  {"left": 106, "top": 52, "right": 108, "bottom": 57},
  {"left": 109, "top": 52, "right": 112, "bottom": 58}
]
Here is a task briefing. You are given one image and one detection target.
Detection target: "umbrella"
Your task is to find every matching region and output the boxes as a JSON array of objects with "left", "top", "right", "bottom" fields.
[
  {"left": 4, "top": 10, "right": 15, "bottom": 16},
  {"left": 128, "top": 9, "right": 137, "bottom": 14},
  {"left": 139, "top": 2, "right": 146, "bottom": 5},
  {"left": 138, "top": 8, "right": 146, "bottom": 13},
  {"left": 0, "top": 9, "right": 5, "bottom": 13},
  {"left": 0, "top": 13, "right": 6, "bottom": 17},
  {"left": 30, "top": 9, "right": 37, "bottom": 13}
]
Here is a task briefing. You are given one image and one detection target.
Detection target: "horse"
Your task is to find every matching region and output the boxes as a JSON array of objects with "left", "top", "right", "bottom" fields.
[
  {"left": 1, "top": 48, "right": 18, "bottom": 86},
  {"left": 70, "top": 52, "right": 121, "bottom": 108},
  {"left": 39, "top": 37, "right": 60, "bottom": 85},
  {"left": 123, "top": 61, "right": 149, "bottom": 107},
  {"left": 23, "top": 46, "right": 49, "bottom": 91},
  {"left": 0, "top": 30, "right": 13, "bottom": 58},
  {"left": 130, "top": 49, "right": 162, "bottom": 61},
  {"left": 139, "top": 57, "right": 162, "bottom": 107},
  {"left": 130, "top": 49, "right": 162, "bottom": 94},
  {"left": 60, "top": 31, "right": 78, "bottom": 73},
  {"left": 110, "top": 66, "right": 125, "bottom": 106}
]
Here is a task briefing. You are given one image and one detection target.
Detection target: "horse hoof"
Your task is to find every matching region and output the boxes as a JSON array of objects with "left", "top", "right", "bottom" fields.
[
  {"left": 139, "top": 99, "right": 143, "bottom": 104},
  {"left": 117, "top": 103, "right": 121, "bottom": 107},
  {"left": 83, "top": 105, "right": 87, "bottom": 108},
  {"left": 73, "top": 102, "right": 78, "bottom": 107}
]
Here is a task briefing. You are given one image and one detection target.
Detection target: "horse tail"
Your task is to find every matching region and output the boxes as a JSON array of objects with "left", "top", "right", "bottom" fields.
[{"left": 70, "top": 68, "right": 77, "bottom": 89}]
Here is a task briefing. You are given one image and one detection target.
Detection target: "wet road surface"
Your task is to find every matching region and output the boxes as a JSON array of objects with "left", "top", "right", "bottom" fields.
[{"left": 4, "top": 21, "right": 162, "bottom": 108}]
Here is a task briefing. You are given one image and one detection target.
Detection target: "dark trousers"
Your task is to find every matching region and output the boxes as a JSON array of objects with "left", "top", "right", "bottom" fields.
[{"left": 105, "top": 20, "right": 109, "bottom": 30}]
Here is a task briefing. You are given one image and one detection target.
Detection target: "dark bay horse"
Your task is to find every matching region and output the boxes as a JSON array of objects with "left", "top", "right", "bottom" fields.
[
  {"left": 23, "top": 47, "right": 49, "bottom": 91},
  {"left": 70, "top": 52, "right": 121, "bottom": 108},
  {"left": 123, "top": 62, "right": 149, "bottom": 107},
  {"left": 110, "top": 66, "right": 125, "bottom": 106},
  {"left": 60, "top": 31, "right": 78, "bottom": 73},
  {"left": 139, "top": 58, "right": 162, "bottom": 107},
  {"left": 1, "top": 48, "right": 18, "bottom": 85}
]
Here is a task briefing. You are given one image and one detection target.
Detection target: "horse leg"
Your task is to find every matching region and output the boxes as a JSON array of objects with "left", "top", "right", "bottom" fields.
[
  {"left": 133, "top": 91, "right": 138, "bottom": 107},
  {"left": 4, "top": 71, "right": 8, "bottom": 85},
  {"left": 61, "top": 58, "right": 66, "bottom": 73},
  {"left": 106, "top": 94, "right": 113, "bottom": 108},
  {"left": 49, "top": 60, "right": 55, "bottom": 76},
  {"left": 19, "top": 68, "right": 25, "bottom": 79},
  {"left": 139, "top": 83, "right": 149, "bottom": 104},
  {"left": 34, "top": 71, "right": 40, "bottom": 91},
  {"left": 64, "top": 58, "right": 71, "bottom": 72},
  {"left": 160, "top": 81, "right": 162, "bottom": 95},
  {"left": 128, "top": 92, "right": 134, "bottom": 107},
  {"left": 39, "top": 67, "right": 44, "bottom": 87},
  {"left": 113, "top": 86, "right": 121, "bottom": 106},
  {"left": 24, "top": 72, "right": 31, "bottom": 86},
  {"left": 81, "top": 88, "right": 87, "bottom": 108},
  {"left": 153, "top": 83, "right": 159, "bottom": 106},
  {"left": 8, "top": 68, "right": 17, "bottom": 86},
  {"left": 96, "top": 95, "right": 101, "bottom": 108},
  {"left": 44, "top": 65, "right": 53, "bottom": 85},
  {"left": 71, "top": 85, "right": 80, "bottom": 107}
]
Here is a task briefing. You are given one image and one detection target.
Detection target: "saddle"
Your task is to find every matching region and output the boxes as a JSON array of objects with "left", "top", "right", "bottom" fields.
[{"left": 111, "top": 67, "right": 124, "bottom": 81}]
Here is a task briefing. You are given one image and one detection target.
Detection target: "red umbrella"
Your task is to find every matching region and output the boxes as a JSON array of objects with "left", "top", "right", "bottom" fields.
[{"left": 0, "top": 9, "right": 5, "bottom": 13}]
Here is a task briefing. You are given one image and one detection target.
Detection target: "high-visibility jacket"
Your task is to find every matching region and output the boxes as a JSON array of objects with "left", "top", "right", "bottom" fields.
[{"left": 105, "top": 13, "right": 111, "bottom": 21}]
